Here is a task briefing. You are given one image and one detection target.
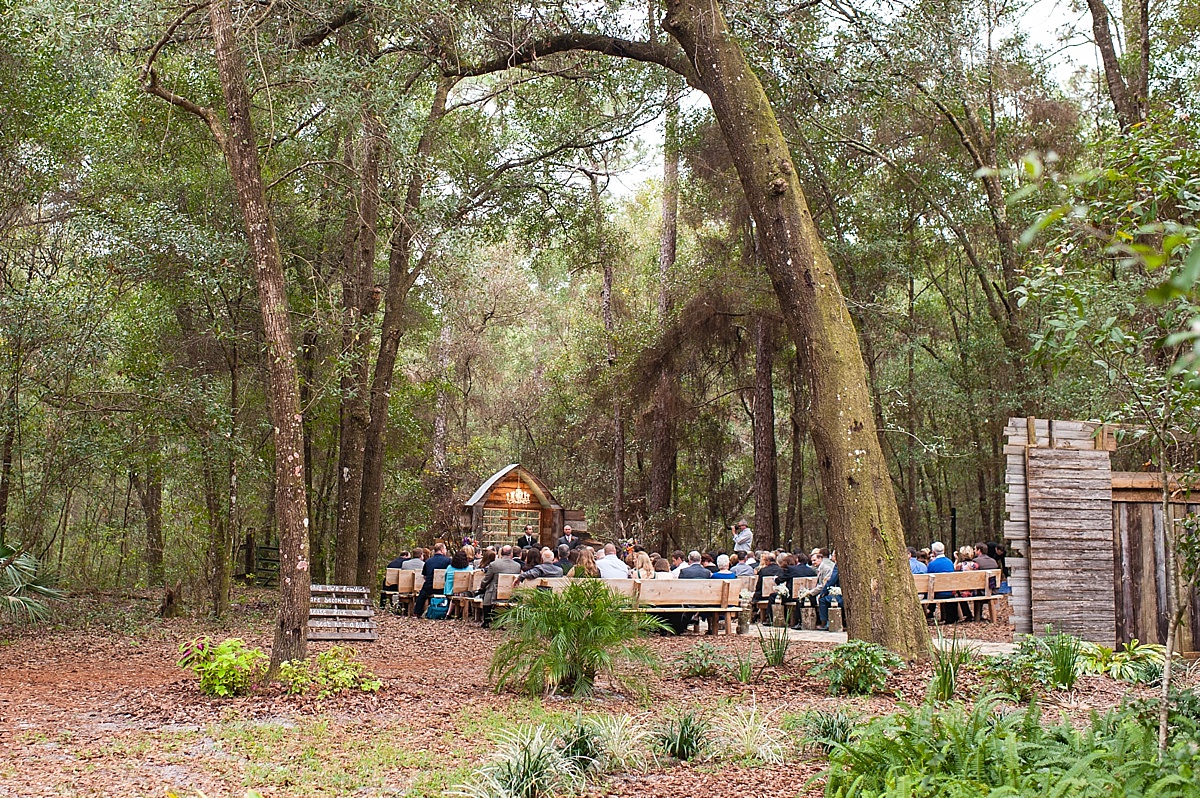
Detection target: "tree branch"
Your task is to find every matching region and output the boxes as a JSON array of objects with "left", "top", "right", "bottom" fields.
[
  {"left": 440, "top": 33, "right": 700, "bottom": 87},
  {"left": 142, "top": 3, "right": 208, "bottom": 77},
  {"left": 297, "top": 4, "right": 364, "bottom": 48},
  {"left": 142, "top": 68, "right": 228, "bottom": 151}
]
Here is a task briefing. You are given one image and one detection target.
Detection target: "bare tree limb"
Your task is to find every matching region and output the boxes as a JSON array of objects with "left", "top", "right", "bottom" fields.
[{"left": 142, "top": 68, "right": 228, "bottom": 151}]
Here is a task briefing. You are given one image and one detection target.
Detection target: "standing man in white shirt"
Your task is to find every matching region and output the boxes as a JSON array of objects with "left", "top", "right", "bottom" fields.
[
  {"left": 733, "top": 520, "right": 753, "bottom": 554},
  {"left": 596, "top": 543, "right": 631, "bottom": 579}
]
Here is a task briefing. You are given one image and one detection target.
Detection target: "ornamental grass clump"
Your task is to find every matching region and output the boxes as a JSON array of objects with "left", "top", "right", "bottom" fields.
[
  {"left": 758, "top": 626, "right": 791, "bottom": 667},
  {"left": 453, "top": 725, "right": 585, "bottom": 798},
  {"left": 711, "top": 703, "right": 786, "bottom": 764},
  {"left": 653, "top": 709, "right": 711, "bottom": 761},
  {"left": 808, "top": 639, "right": 903, "bottom": 696},
  {"left": 928, "top": 632, "right": 976, "bottom": 702},
  {"left": 674, "top": 641, "right": 733, "bottom": 678},
  {"left": 489, "top": 579, "right": 667, "bottom": 698},
  {"left": 786, "top": 707, "right": 860, "bottom": 753}
]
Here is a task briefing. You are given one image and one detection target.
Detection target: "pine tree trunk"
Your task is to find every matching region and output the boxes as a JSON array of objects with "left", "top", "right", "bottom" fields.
[
  {"left": 753, "top": 315, "right": 780, "bottom": 550},
  {"left": 335, "top": 115, "right": 382, "bottom": 587},
  {"left": 358, "top": 80, "right": 450, "bottom": 585},
  {"left": 663, "top": 0, "right": 928, "bottom": 659},
  {"left": 130, "top": 434, "right": 165, "bottom": 586},
  {"left": 649, "top": 101, "right": 678, "bottom": 548},
  {"left": 209, "top": 0, "right": 310, "bottom": 669}
]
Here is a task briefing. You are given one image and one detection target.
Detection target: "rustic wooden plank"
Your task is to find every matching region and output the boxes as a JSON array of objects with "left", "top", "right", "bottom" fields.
[
  {"left": 311, "top": 584, "right": 370, "bottom": 593},
  {"left": 308, "top": 631, "right": 378, "bottom": 641},
  {"left": 308, "top": 608, "right": 374, "bottom": 618},
  {"left": 310, "top": 596, "right": 370, "bottom": 607},
  {"left": 308, "top": 619, "right": 377, "bottom": 629}
]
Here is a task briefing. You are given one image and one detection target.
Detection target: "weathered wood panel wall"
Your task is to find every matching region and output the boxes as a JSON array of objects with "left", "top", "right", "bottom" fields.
[
  {"left": 1112, "top": 495, "right": 1199, "bottom": 653},
  {"left": 1003, "top": 418, "right": 1114, "bottom": 635},
  {"left": 1026, "top": 448, "right": 1115, "bottom": 643}
]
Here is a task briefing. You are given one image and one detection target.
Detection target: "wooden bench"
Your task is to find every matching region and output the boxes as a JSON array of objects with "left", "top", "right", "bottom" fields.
[
  {"left": 916, "top": 569, "right": 1001, "bottom": 622},
  {"left": 468, "top": 572, "right": 522, "bottom": 621},
  {"left": 752, "top": 576, "right": 817, "bottom": 624},
  {"left": 381, "top": 568, "right": 416, "bottom": 610},
  {"left": 449, "top": 570, "right": 486, "bottom": 619},
  {"left": 309, "top": 584, "right": 378, "bottom": 641}
]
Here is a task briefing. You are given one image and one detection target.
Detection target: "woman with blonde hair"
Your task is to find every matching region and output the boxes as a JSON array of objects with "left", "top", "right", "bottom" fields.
[
  {"left": 630, "top": 550, "right": 655, "bottom": 579},
  {"left": 568, "top": 546, "right": 601, "bottom": 578},
  {"left": 953, "top": 545, "right": 980, "bottom": 621}
]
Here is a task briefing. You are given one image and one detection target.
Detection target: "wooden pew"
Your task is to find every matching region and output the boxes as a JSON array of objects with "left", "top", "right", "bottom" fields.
[
  {"left": 449, "top": 570, "right": 485, "bottom": 619},
  {"left": 917, "top": 570, "right": 1000, "bottom": 622},
  {"left": 634, "top": 579, "right": 739, "bottom": 635}
]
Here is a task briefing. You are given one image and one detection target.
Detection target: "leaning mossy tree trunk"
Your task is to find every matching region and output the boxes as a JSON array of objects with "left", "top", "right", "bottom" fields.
[{"left": 661, "top": 0, "right": 928, "bottom": 660}]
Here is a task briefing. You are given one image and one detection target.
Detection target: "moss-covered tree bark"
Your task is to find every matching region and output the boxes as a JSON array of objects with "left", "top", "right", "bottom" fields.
[{"left": 662, "top": 0, "right": 927, "bottom": 658}]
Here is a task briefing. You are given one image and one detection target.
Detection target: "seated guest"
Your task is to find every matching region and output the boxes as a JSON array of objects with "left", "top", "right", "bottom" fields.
[
  {"left": 815, "top": 553, "right": 841, "bottom": 631},
  {"left": 908, "top": 546, "right": 928, "bottom": 574},
  {"left": 730, "top": 552, "right": 755, "bottom": 578},
  {"left": 518, "top": 547, "right": 565, "bottom": 582},
  {"left": 712, "top": 554, "right": 737, "bottom": 578},
  {"left": 972, "top": 542, "right": 999, "bottom": 573},
  {"left": 387, "top": 551, "right": 408, "bottom": 570},
  {"left": 596, "top": 543, "right": 631, "bottom": 578},
  {"left": 568, "top": 546, "right": 601, "bottom": 578},
  {"left": 678, "top": 551, "right": 712, "bottom": 579},
  {"left": 669, "top": 550, "right": 686, "bottom": 575},
  {"left": 954, "top": 545, "right": 981, "bottom": 621},
  {"left": 414, "top": 543, "right": 451, "bottom": 617},
  {"left": 652, "top": 557, "right": 675, "bottom": 579},
  {"left": 554, "top": 544, "right": 572, "bottom": 572},
  {"left": 479, "top": 549, "right": 497, "bottom": 571},
  {"left": 443, "top": 548, "right": 475, "bottom": 594},
  {"left": 479, "top": 545, "right": 522, "bottom": 627},
  {"left": 813, "top": 549, "right": 834, "bottom": 588},
  {"left": 701, "top": 552, "right": 719, "bottom": 574},
  {"left": 927, "top": 541, "right": 958, "bottom": 622},
  {"left": 402, "top": 548, "right": 426, "bottom": 571},
  {"left": 630, "top": 551, "right": 655, "bottom": 580},
  {"left": 753, "top": 552, "right": 784, "bottom": 623}
]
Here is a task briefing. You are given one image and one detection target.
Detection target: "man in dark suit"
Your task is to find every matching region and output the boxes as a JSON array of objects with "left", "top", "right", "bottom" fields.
[
  {"left": 414, "top": 542, "right": 451, "bottom": 617},
  {"left": 479, "top": 544, "right": 523, "bottom": 627},
  {"left": 515, "top": 525, "right": 538, "bottom": 550},
  {"left": 678, "top": 551, "right": 714, "bottom": 634},
  {"left": 752, "top": 552, "right": 785, "bottom": 623},
  {"left": 558, "top": 525, "right": 581, "bottom": 550}
]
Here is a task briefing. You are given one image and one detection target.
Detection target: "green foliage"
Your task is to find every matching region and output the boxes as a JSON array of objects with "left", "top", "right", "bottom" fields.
[
  {"left": 824, "top": 698, "right": 1200, "bottom": 797},
  {"left": 1041, "top": 628, "right": 1084, "bottom": 690},
  {"left": 1081, "top": 639, "right": 1167, "bottom": 684},
  {"left": 732, "top": 647, "right": 755, "bottom": 683},
  {"left": 674, "top": 641, "right": 733, "bottom": 677},
  {"left": 585, "top": 714, "right": 654, "bottom": 773},
  {"left": 928, "top": 634, "right": 976, "bottom": 702},
  {"left": 177, "top": 636, "right": 266, "bottom": 697},
  {"left": 275, "top": 645, "right": 382, "bottom": 698},
  {"left": 0, "top": 542, "right": 63, "bottom": 622},
  {"left": 711, "top": 703, "right": 786, "bottom": 764},
  {"left": 653, "top": 709, "right": 711, "bottom": 761},
  {"left": 489, "top": 579, "right": 666, "bottom": 698},
  {"left": 758, "top": 626, "right": 791, "bottom": 667},
  {"left": 452, "top": 725, "right": 585, "bottom": 798},
  {"left": 785, "top": 708, "right": 860, "bottom": 754},
  {"left": 808, "top": 639, "right": 904, "bottom": 696},
  {"left": 976, "top": 635, "right": 1055, "bottom": 701}
]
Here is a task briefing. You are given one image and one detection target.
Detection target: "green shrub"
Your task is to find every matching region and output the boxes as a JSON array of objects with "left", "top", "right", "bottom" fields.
[
  {"left": 489, "top": 579, "right": 667, "bottom": 698},
  {"left": 276, "top": 645, "right": 382, "bottom": 698},
  {"left": 177, "top": 636, "right": 266, "bottom": 697},
  {"left": 928, "top": 634, "right": 975, "bottom": 702},
  {"left": 654, "top": 709, "right": 710, "bottom": 761},
  {"left": 674, "top": 641, "right": 733, "bottom": 678},
  {"left": 758, "top": 626, "right": 791, "bottom": 667},
  {"left": 453, "top": 725, "right": 585, "bottom": 798},
  {"left": 1083, "top": 639, "right": 1167, "bottom": 683},
  {"left": 808, "top": 639, "right": 903, "bottom": 696},
  {"left": 0, "top": 542, "right": 64, "bottom": 622},
  {"left": 976, "top": 636, "right": 1054, "bottom": 701},
  {"left": 824, "top": 697, "right": 1200, "bottom": 797}
]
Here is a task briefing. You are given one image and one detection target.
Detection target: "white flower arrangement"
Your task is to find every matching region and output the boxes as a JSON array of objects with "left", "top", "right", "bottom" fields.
[
  {"left": 828, "top": 587, "right": 842, "bottom": 596},
  {"left": 773, "top": 584, "right": 790, "bottom": 598},
  {"left": 739, "top": 589, "right": 754, "bottom": 601}
]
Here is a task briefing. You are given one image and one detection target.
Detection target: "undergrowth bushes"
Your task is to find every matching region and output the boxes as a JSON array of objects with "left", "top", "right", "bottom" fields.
[
  {"left": 808, "top": 639, "right": 904, "bottom": 695},
  {"left": 277, "top": 645, "right": 382, "bottom": 697},
  {"left": 177, "top": 636, "right": 266, "bottom": 697}
]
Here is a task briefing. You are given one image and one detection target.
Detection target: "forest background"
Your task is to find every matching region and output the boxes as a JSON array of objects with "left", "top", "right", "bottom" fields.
[{"left": 2, "top": 0, "right": 1199, "bottom": 616}]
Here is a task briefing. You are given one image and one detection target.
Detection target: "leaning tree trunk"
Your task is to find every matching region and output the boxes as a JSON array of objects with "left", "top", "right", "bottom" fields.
[
  {"left": 130, "top": 434, "right": 165, "bottom": 586},
  {"left": 753, "top": 315, "right": 780, "bottom": 550},
  {"left": 209, "top": 0, "right": 310, "bottom": 670},
  {"left": 358, "top": 80, "right": 450, "bottom": 587},
  {"left": 663, "top": 0, "right": 928, "bottom": 659}
]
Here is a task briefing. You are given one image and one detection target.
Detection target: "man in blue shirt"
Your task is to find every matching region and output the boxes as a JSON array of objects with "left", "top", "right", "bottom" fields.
[
  {"left": 908, "top": 546, "right": 928, "bottom": 574},
  {"left": 926, "top": 541, "right": 958, "bottom": 622},
  {"left": 414, "top": 542, "right": 452, "bottom": 617}
]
